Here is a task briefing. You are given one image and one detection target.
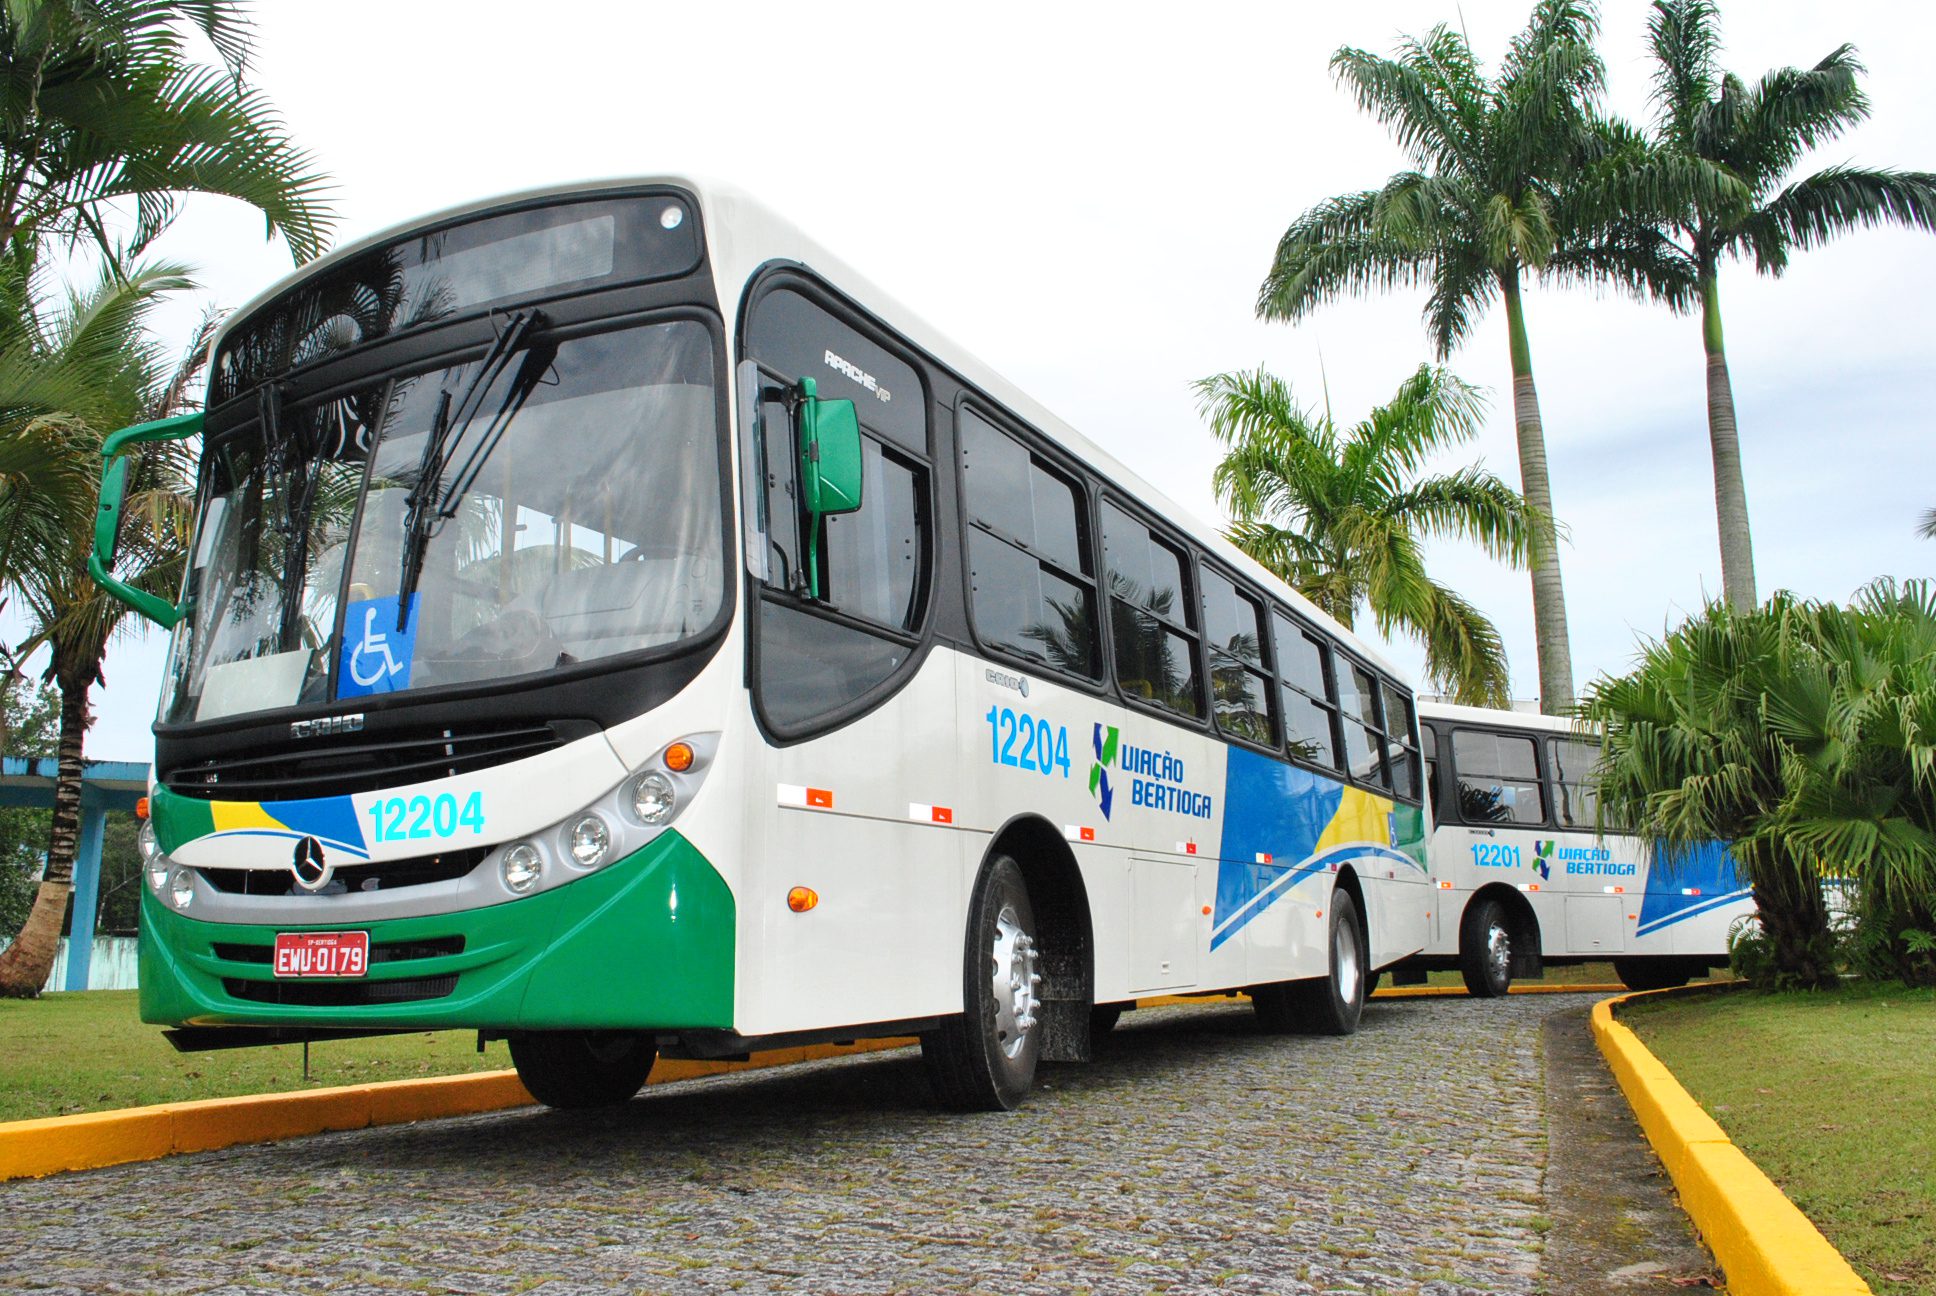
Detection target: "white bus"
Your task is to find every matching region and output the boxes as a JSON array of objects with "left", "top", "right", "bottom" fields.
[
  {"left": 94, "top": 177, "right": 1435, "bottom": 1112},
  {"left": 1391, "top": 701, "right": 1753, "bottom": 995}
]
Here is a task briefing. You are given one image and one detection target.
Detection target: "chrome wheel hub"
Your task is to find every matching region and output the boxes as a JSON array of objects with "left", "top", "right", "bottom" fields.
[
  {"left": 1487, "top": 922, "right": 1511, "bottom": 982},
  {"left": 1335, "top": 918, "right": 1362, "bottom": 1004},
  {"left": 990, "top": 903, "right": 1041, "bottom": 1059}
]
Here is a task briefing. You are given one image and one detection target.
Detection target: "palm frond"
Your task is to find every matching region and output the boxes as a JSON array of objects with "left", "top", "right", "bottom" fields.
[
  {"left": 1646, "top": 0, "right": 1723, "bottom": 145},
  {"left": 1734, "top": 166, "right": 1936, "bottom": 273}
]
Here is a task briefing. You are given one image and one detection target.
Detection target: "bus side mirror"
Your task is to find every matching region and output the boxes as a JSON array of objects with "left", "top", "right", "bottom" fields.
[
  {"left": 796, "top": 378, "right": 863, "bottom": 599},
  {"left": 87, "top": 411, "right": 204, "bottom": 629}
]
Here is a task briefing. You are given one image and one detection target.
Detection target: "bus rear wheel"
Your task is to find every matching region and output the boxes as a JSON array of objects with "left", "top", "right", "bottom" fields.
[
  {"left": 1252, "top": 891, "right": 1368, "bottom": 1036},
  {"left": 509, "top": 1030, "right": 656, "bottom": 1109},
  {"left": 1459, "top": 897, "right": 1515, "bottom": 998},
  {"left": 921, "top": 855, "right": 1042, "bottom": 1111}
]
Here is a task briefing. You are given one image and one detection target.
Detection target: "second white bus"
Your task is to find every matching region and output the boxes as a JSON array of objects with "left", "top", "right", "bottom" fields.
[{"left": 1391, "top": 702, "right": 1754, "bottom": 994}]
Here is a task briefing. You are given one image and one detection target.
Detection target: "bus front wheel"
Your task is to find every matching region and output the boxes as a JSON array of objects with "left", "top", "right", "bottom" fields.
[
  {"left": 1460, "top": 897, "right": 1515, "bottom": 998},
  {"left": 509, "top": 1031, "right": 656, "bottom": 1109},
  {"left": 921, "top": 855, "right": 1042, "bottom": 1111}
]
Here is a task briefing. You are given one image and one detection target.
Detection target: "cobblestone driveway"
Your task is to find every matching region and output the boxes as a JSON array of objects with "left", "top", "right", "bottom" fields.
[{"left": 9, "top": 995, "right": 1616, "bottom": 1295}]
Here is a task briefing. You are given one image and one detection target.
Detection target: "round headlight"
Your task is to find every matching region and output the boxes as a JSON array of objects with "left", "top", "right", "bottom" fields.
[
  {"left": 567, "top": 814, "right": 610, "bottom": 867},
  {"left": 631, "top": 772, "right": 677, "bottom": 825},
  {"left": 501, "top": 842, "right": 544, "bottom": 894},
  {"left": 138, "top": 821, "right": 161, "bottom": 866},
  {"left": 169, "top": 867, "right": 194, "bottom": 910}
]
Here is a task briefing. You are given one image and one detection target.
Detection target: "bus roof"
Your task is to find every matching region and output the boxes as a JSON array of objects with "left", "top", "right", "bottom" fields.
[
  {"left": 210, "top": 174, "right": 1411, "bottom": 685},
  {"left": 1418, "top": 700, "right": 1594, "bottom": 736}
]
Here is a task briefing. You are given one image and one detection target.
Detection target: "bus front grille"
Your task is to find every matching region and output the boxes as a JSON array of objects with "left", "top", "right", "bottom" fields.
[
  {"left": 223, "top": 975, "right": 459, "bottom": 1007},
  {"left": 196, "top": 847, "right": 490, "bottom": 896},
  {"left": 161, "top": 719, "right": 588, "bottom": 800}
]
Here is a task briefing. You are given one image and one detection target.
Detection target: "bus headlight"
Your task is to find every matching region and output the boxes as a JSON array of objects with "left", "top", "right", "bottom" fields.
[
  {"left": 631, "top": 772, "right": 676, "bottom": 825},
  {"left": 501, "top": 842, "right": 544, "bottom": 893},
  {"left": 140, "top": 823, "right": 170, "bottom": 891},
  {"left": 567, "top": 814, "right": 610, "bottom": 867},
  {"left": 169, "top": 868, "right": 195, "bottom": 910}
]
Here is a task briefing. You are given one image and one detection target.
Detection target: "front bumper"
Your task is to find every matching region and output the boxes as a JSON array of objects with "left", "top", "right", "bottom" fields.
[{"left": 139, "top": 829, "right": 735, "bottom": 1033}]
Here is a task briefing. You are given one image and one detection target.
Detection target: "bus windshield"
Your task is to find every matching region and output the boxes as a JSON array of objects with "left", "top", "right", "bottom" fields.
[{"left": 163, "top": 319, "right": 723, "bottom": 723}]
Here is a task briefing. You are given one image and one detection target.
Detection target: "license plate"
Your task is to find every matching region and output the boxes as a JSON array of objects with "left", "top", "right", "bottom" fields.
[{"left": 273, "top": 931, "right": 370, "bottom": 978}]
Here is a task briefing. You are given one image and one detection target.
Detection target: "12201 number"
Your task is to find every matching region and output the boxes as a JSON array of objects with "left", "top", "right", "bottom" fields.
[
  {"left": 986, "top": 706, "right": 1072, "bottom": 777},
  {"left": 367, "top": 791, "right": 486, "bottom": 844}
]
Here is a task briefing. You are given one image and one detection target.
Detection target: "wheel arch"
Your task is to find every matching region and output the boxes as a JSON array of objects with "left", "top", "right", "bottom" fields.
[
  {"left": 1465, "top": 882, "right": 1544, "bottom": 977},
  {"left": 1330, "top": 864, "right": 1373, "bottom": 964},
  {"left": 982, "top": 813, "right": 1095, "bottom": 1061}
]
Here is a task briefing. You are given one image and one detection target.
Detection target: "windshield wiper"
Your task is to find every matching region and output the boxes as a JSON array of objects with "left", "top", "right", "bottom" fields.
[{"left": 396, "top": 310, "right": 551, "bottom": 627}]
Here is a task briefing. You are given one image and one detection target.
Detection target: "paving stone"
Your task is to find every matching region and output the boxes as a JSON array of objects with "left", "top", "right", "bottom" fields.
[{"left": 0, "top": 995, "right": 1687, "bottom": 1295}]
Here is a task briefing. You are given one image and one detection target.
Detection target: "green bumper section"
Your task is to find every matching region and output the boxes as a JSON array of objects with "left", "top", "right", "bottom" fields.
[{"left": 140, "top": 830, "right": 734, "bottom": 1033}]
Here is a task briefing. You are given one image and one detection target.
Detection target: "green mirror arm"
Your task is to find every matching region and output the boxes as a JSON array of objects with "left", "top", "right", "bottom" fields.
[
  {"left": 86, "top": 551, "right": 185, "bottom": 628},
  {"left": 88, "top": 411, "right": 202, "bottom": 628},
  {"left": 102, "top": 410, "right": 202, "bottom": 458}
]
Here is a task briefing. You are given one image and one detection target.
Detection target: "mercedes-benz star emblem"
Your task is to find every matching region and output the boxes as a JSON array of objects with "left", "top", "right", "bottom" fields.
[{"left": 291, "top": 836, "right": 332, "bottom": 893}]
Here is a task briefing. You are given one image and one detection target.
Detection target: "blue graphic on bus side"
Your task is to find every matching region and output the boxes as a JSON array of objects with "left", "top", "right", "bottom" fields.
[
  {"left": 338, "top": 594, "right": 419, "bottom": 698},
  {"left": 1636, "top": 841, "right": 1750, "bottom": 935}
]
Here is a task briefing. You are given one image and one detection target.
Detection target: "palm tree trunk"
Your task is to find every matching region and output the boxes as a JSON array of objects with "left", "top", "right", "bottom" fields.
[
  {"left": 1700, "top": 271, "right": 1757, "bottom": 611},
  {"left": 1749, "top": 840, "right": 1835, "bottom": 990},
  {"left": 0, "top": 664, "right": 92, "bottom": 998},
  {"left": 1499, "top": 270, "right": 1575, "bottom": 713}
]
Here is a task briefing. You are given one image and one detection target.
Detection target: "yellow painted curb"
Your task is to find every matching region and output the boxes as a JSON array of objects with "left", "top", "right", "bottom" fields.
[
  {"left": 0, "top": 1035, "right": 915, "bottom": 1183},
  {"left": 1591, "top": 991, "right": 1872, "bottom": 1296}
]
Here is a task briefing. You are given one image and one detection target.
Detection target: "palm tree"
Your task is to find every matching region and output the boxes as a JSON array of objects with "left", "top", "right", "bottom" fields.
[
  {"left": 1580, "top": 596, "right": 1839, "bottom": 988},
  {"left": 0, "top": 260, "right": 204, "bottom": 996},
  {"left": 1764, "top": 578, "right": 1936, "bottom": 985},
  {"left": 1257, "top": 2, "right": 1739, "bottom": 714},
  {"left": 1574, "top": 1, "right": 1936, "bottom": 610},
  {"left": 1196, "top": 363, "right": 1536, "bottom": 707},
  {"left": 0, "top": 0, "right": 332, "bottom": 267}
]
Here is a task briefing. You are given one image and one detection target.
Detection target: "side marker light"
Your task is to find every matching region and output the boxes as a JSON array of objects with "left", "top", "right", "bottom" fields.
[
  {"left": 788, "top": 886, "right": 818, "bottom": 912},
  {"left": 136, "top": 796, "right": 150, "bottom": 821}
]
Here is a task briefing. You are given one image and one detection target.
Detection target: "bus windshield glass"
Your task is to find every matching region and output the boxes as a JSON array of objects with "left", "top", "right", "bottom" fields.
[{"left": 163, "top": 319, "right": 722, "bottom": 723}]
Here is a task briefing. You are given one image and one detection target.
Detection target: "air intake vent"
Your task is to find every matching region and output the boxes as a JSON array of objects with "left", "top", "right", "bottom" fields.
[
  {"left": 224, "top": 975, "right": 458, "bottom": 1007},
  {"left": 213, "top": 936, "right": 466, "bottom": 966},
  {"left": 162, "top": 719, "right": 591, "bottom": 800}
]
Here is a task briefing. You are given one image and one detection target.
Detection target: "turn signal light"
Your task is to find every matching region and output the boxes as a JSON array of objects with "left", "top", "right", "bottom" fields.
[
  {"left": 787, "top": 886, "right": 819, "bottom": 913},
  {"left": 663, "top": 742, "right": 695, "bottom": 773},
  {"left": 135, "top": 796, "right": 150, "bottom": 821}
]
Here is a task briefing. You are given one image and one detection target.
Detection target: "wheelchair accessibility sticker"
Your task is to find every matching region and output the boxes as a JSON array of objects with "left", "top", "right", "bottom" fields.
[{"left": 338, "top": 595, "right": 419, "bottom": 698}]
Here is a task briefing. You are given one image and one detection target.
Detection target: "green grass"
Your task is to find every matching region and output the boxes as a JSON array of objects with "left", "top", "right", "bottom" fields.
[
  {"left": 0, "top": 991, "right": 509, "bottom": 1123},
  {"left": 1622, "top": 983, "right": 1936, "bottom": 1296}
]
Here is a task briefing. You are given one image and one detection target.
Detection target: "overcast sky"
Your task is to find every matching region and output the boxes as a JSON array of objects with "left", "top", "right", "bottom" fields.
[{"left": 40, "top": 0, "right": 1936, "bottom": 761}]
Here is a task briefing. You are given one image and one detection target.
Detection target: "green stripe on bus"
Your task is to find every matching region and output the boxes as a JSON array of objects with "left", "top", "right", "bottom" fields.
[{"left": 150, "top": 787, "right": 216, "bottom": 855}]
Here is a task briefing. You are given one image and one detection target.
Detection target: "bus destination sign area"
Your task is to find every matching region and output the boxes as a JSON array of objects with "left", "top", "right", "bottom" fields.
[{"left": 272, "top": 931, "right": 370, "bottom": 978}]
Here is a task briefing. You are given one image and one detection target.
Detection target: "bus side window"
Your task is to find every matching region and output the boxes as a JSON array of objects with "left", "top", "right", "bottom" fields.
[
  {"left": 959, "top": 407, "right": 1100, "bottom": 679},
  {"left": 1549, "top": 736, "right": 1601, "bottom": 828},
  {"left": 1201, "top": 567, "right": 1275, "bottom": 745},
  {"left": 1272, "top": 610, "right": 1340, "bottom": 770},
  {"left": 1101, "top": 503, "right": 1202, "bottom": 718},
  {"left": 1450, "top": 729, "right": 1546, "bottom": 825},
  {"left": 1335, "top": 659, "right": 1390, "bottom": 788},
  {"left": 1381, "top": 680, "right": 1421, "bottom": 802}
]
